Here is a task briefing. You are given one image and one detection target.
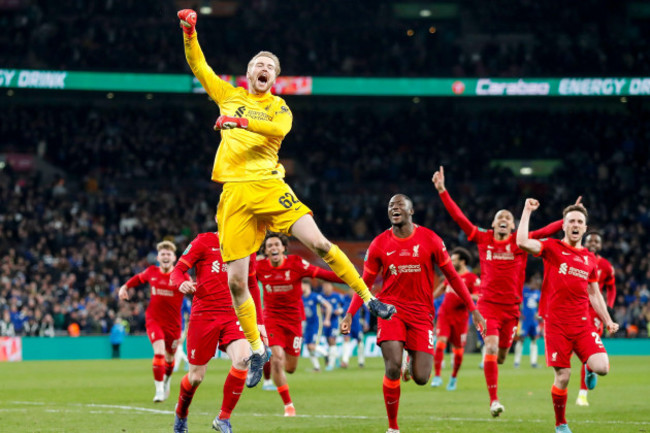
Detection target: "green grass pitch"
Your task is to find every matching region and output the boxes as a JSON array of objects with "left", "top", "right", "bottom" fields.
[{"left": 1, "top": 355, "right": 648, "bottom": 432}]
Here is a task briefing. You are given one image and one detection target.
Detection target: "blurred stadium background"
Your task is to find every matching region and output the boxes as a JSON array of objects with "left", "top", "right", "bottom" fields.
[{"left": 1, "top": 1, "right": 649, "bottom": 428}]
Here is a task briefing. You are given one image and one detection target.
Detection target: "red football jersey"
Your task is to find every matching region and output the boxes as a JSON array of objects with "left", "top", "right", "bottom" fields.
[
  {"left": 439, "top": 190, "right": 562, "bottom": 306},
  {"left": 364, "top": 225, "right": 451, "bottom": 315},
  {"left": 126, "top": 265, "right": 184, "bottom": 328},
  {"left": 438, "top": 271, "right": 480, "bottom": 314},
  {"left": 588, "top": 255, "right": 616, "bottom": 317},
  {"left": 177, "top": 232, "right": 256, "bottom": 318},
  {"left": 536, "top": 239, "right": 599, "bottom": 326},
  {"left": 257, "top": 255, "right": 342, "bottom": 322}
]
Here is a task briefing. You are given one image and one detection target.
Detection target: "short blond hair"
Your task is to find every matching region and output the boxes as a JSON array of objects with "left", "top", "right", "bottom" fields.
[
  {"left": 247, "top": 51, "right": 281, "bottom": 76},
  {"left": 157, "top": 240, "right": 176, "bottom": 252}
]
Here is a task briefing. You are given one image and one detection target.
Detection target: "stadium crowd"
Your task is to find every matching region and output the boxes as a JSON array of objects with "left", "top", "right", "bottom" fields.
[
  {"left": 1, "top": 101, "right": 649, "bottom": 338},
  {"left": 2, "top": 0, "right": 650, "bottom": 77}
]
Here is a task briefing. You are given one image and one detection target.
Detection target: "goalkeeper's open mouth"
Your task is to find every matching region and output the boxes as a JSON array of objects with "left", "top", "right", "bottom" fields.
[{"left": 257, "top": 73, "right": 269, "bottom": 86}]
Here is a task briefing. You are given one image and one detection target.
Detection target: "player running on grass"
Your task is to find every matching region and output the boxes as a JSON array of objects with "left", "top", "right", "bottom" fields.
[
  {"left": 256, "top": 232, "right": 344, "bottom": 416},
  {"left": 517, "top": 198, "right": 619, "bottom": 433},
  {"left": 118, "top": 241, "right": 186, "bottom": 403},
  {"left": 177, "top": 9, "right": 395, "bottom": 387},
  {"left": 432, "top": 166, "right": 569, "bottom": 416},
  {"left": 430, "top": 247, "right": 480, "bottom": 391},
  {"left": 341, "top": 194, "right": 485, "bottom": 433},
  {"left": 302, "top": 280, "right": 333, "bottom": 372},
  {"left": 170, "top": 230, "right": 263, "bottom": 433},
  {"left": 576, "top": 231, "right": 616, "bottom": 406}
]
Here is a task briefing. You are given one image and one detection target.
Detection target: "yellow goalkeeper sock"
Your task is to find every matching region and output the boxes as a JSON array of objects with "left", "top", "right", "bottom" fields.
[
  {"left": 234, "top": 297, "right": 263, "bottom": 353},
  {"left": 323, "top": 244, "right": 372, "bottom": 302}
]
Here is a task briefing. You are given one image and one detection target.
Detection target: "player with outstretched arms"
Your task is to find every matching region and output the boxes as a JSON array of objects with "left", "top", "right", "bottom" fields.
[
  {"left": 169, "top": 226, "right": 264, "bottom": 433},
  {"left": 516, "top": 199, "right": 619, "bottom": 433},
  {"left": 256, "top": 232, "right": 345, "bottom": 416},
  {"left": 118, "top": 241, "right": 186, "bottom": 403},
  {"left": 177, "top": 9, "right": 395, "bottom": 386},
  {"left": 432, "top": 166, "right": 569, "bottom": 416},
  {"left": 341, "top": 194, "right": 485, "bottom": 433},
  {"left": 430, "top": 247, "right": 480, "bottom": 391},
  {"left": 302, "top": 280, "right": 333, "bottom": 371},
  {"left": 576, "top": 231, "right": 616, "bottom": 406}
]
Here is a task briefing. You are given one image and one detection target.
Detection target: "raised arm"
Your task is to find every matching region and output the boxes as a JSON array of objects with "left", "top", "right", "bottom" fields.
[
  {"left": 516, "top": 198, "right": 543, "bottom": 255},
  {"left": 432, "top": 166, "right": 477, "bottom": 237},
  {"left": 118, "top": 272, "right": 145, "bottom": 300},
  {"left": 178, "top": 9, "right": 234, "bottom": 104}
]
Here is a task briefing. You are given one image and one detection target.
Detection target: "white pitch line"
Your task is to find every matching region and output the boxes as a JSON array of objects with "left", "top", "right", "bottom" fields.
[{"left": 7, "top": 401, "right": 650, "bottom": 426}]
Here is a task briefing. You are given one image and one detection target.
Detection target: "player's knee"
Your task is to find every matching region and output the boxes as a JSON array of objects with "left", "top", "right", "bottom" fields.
[
  {"left": 227, "top": 276, "right": 247, "bottom": 295},
  {"left": 312, "top": 238, "right": 332, "bottom": 257},
  {"left": 188, "top": 372, "right": 204, "bottom": 386},
  {"left": 497, "top": 355, "right": 506, "bottom": 365},
  {"left": 413, "top": 374, "right": 429, "bottom": 386},
  {"left": 385, "top": 365, "right": 401, "bottom": 380},
  {"left": 285, "top": 365, "right": 297, "bottom": 374}
]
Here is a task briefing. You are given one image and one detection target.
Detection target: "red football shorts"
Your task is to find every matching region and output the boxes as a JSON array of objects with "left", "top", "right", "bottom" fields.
[
  {"left": 544, "top": 320, "right": 607, "bottom": 368},
  {"left": 377, "top": 309, "right": 435, "bottom": 355},
  {"left": 436, "top": 309, "right": 469, "bottom": 348},
  {"left": 266, "top": 317, "right": 303, "bottom": 357},
  {"left": 146, "top": 319, "right": 181, "bottom": 355},
  {"left": 186, "top": 314, "right": 245, "bottom": 366},
  {"left": 478, "top": 300, "right": 519, "bottom": 349}
]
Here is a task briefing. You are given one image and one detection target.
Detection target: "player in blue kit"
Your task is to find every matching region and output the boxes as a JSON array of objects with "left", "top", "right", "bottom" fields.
[
  {"left": 302, "top": 281, "right": 333, "bottom": 371},
  {"left": 321, "top": 282, "right": 345, "bottom": 371},
  {"left": 513, "top": 274, "right": 542, "bottom": 368},
  {"left": 341, "top": 290, "right": 370, "bottom": 368}
]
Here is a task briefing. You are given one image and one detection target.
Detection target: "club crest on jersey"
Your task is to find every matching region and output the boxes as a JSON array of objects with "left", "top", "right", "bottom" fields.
[
  {"left": 285, "top": 270, "right": 291, "bottom": 281},
  {"left": 559, "top": 263, "right": 568, "bottom": 275},
  {"left": 506, "top": 243, "right": 511, "bottom": 252},
  {"left": 583, "top": 256, "right": 589, "bottom": 265},
  {"left": 413, "top": 245, "right": 420, "bottom": 257},
  {"left": 389, "top": 264, "right": 398, "bottom": 276},
  {"left": 486, "top": 250, "right": 492, "bottom": 261},
  {"left": 265, "top": 284, "right": 272, "bottom": 293}
]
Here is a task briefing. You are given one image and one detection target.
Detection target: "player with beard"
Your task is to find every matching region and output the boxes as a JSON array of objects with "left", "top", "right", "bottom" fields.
[
  {"left": 341, "top": 194, "right": 485, "bottom": 433},
  {"left": 256, "top": 232, "right": 345, "bottom": 416},
  {"left": 576, "top": 231, "right": 616, "bottom": 406},
  {"left": 177, "top": 9, "right": 395, "bottom": 386},
  {"left": 430, "top": 247, "right": 480, "bottom": 391},
  {"left": 517, "top": 199, "right": 618, "bottom": 433},
  {"left": 118, "top": 241, "right": 186, "bottom": 403},
  {"left": 432, "top": 166, "right": 573, "bottom": 416},
  {"left": 169, "top": 228, "right": 263, "bottom": 433}
]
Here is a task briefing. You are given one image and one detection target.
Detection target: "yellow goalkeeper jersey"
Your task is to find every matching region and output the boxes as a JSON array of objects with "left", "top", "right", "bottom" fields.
[{"left": 184, "top": 33, "right": 292, "bottom": 183}]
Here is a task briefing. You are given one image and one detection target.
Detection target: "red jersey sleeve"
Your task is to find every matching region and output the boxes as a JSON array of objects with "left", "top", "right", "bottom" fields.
[
  {"left": 530, "top": 220, "right": 563, "bottom": 239},
  {"left": 439, "top": 261, "right": 476, "bottom": 312},
  {"left": 178, "top": 236, "right": 205, "bottom": 269},
  {"left": 125, "top": 269, "right": 147, "bottom": 288},
  {"left": 171, "top": 260, "right": 191, "bottom": 287},
  {"left": 309, "top": 265, "right": 344, "bottom": 284},
  {"left": 439, "top": 190, "right": 478, "bottom": 240},
  {"left": 588, "top": 262, "right": 599, "bottom": 284},
  {"left": 602, "top": 259, "right": 616, "bottom": 308},
  {"left": 363, "top": 238, "right": 382, "bottom": 277}
]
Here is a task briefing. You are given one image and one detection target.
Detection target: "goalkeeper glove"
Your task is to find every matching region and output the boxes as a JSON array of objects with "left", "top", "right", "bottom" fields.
[
  {"left": 214, "top": 116, "right": 249, "bottom": 130},
  {"left": 177, "top": 9, "right": 197, "bottom": 36}
]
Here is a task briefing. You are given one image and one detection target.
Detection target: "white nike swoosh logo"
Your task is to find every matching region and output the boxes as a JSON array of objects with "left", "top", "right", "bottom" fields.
[
  {"left": 487, "top": 246, "right": 494, "bottom": 249},
  {"left": 264, "top": 275, "right": 272, "bottom": 278},
  {"left": 212, "top": 248, "right": 220, "bottom": 251},
  {"left": 561, "top": 252, "right": 571, "bottom": 255},
  {"left": 387, "top": 251, "right": 396, "bottom": 256}
]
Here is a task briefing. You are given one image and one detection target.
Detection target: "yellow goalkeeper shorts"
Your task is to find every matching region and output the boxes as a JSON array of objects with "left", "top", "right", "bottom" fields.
[{"left": 216, "top": 178, "right": 312, "bottom": 262}]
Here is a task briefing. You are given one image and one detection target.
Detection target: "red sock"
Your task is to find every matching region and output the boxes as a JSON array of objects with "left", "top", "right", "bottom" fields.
[
  {"left": 484, "top": 353, "right": 499, "bottom": 403},
  {"left": 263, "top": 361, "right": 272, "bottom": 381},
  {"left": 551, "top": 385, "right": 568, "bottom": 426},
  {"left": 218, "top": 366, "right": 247, "bottom": 420},
  {"left": 175, "top": 374, "right": 199, "bottom": 418},
  {"left": 434, "top": 340, "right": 446, "bottom": 376},
  {"left": 277, "top": 384, "right": 292, "bottom": 405},
  {"left": 165, "top": 360, "right": 175, "bottom": 378},
  {"left": 152, "top": 354, "right": 165, "bottom": 382},
  {"left": 383, "top": 376, "right": 400, "bottom": 430},
  {"left": 579, "top": 363, "right": 588, "bottom": 391},
  {"left": 452, "top": 348, "right": 464, "bottom": 378}
]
